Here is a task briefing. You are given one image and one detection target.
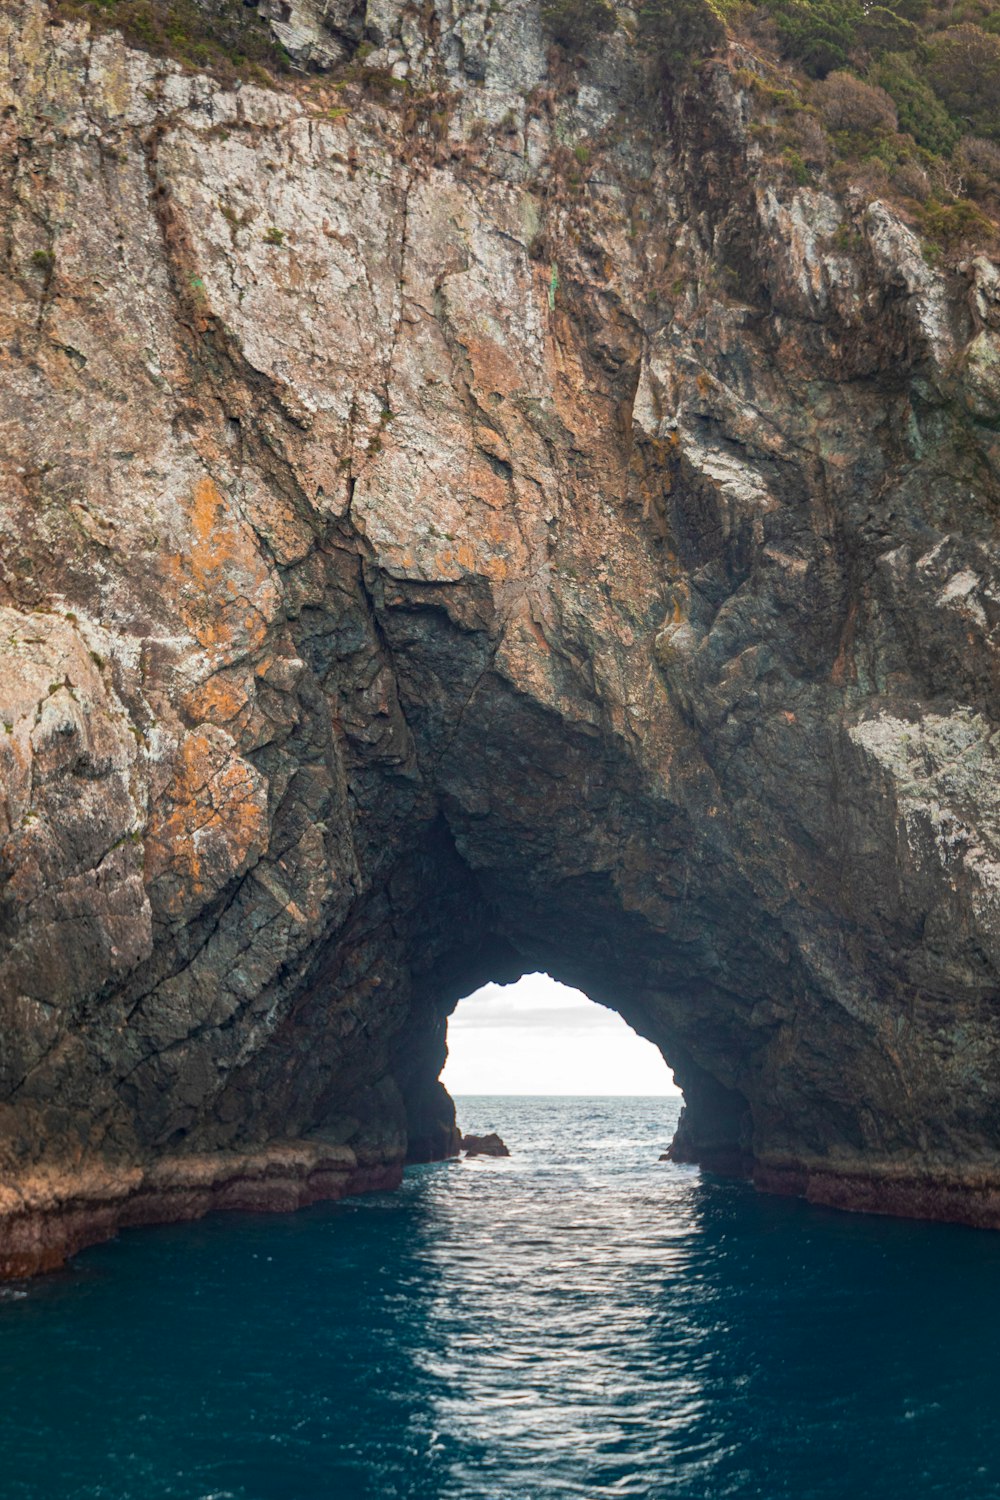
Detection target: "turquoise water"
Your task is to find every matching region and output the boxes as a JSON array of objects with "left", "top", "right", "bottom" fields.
[{"left": 3, "top": 1095, "right": 1000, "bottom": 1498}]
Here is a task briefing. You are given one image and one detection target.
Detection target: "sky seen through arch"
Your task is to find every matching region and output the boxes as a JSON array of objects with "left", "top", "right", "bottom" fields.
[{"left": 441, "top": 973, "right": 680, "bottom": 1096}]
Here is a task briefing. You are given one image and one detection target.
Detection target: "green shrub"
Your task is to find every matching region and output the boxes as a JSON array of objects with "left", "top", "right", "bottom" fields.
[
  {"left": 765, "top": 0, "right": 862, "bottom": 77},
  {"left": 539, "top": 0, "right": 616, "bottom": 49},
  {"left": 783, "top": 146, "right": 810, "bottom": 181},
  {"left": 637, "top": 0, "right": 725, "bottom": 73},
  {"left": 920, "top": 196, "right": 993, "bottom": 245},
  {"left": 871, "top": 51, "right": 961, "bottom": 155},
  {"left": 764, "top": 0, "right": 918, "bottom": 76},
  {"left": 926, "top": 25, "right": 1000, "bottom": 142},
  {"left": 944, "top": 0, "right": 1000, "bottom": 33},
  {"left": 854, "top": 5, "right": 919, "bottom": 54},
  {"left": 956, "top": 134, "right": 1000, "bottom": 201}
]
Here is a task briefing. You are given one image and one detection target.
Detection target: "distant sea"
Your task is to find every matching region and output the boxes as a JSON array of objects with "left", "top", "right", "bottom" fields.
[{"left": 3, "top": 1095, "right": 1000, "bottom": 1498}]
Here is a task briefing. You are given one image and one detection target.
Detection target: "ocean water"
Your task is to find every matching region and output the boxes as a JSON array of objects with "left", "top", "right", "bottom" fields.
[{"left": 3, "top": 1095, "right": 1000, "bottom": 1499}]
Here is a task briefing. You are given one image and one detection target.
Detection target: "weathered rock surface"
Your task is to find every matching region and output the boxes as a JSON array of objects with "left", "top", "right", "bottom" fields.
[
  {"left": 4, "top": 0, "right": 1000, "bottom": 1272},
  {"left": 461, "top": 1133, "right": 510, "bottom": 1157}
]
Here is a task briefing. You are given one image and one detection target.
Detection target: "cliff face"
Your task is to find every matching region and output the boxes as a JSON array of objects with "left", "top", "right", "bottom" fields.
[{"left": 4, "top": 0, "right": 1000, "bottom": 1274}]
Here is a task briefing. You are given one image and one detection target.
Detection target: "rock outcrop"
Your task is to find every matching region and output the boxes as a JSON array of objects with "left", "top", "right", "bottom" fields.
[
  {"left": 461, "top": 1133, "right": 510, "bottom": 1157},
  {"left": 4, "top": 0, "right": 1000, "bottom": 1273}
]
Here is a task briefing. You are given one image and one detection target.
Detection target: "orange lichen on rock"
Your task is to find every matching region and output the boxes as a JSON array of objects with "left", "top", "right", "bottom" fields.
[
  {"left": 181, "top": 670, "right": 253, "bottom": 730},
  {"left": 143, "top": 725, "right": 269, "bottom": 923},
  {"left": 164, "top": 477, "right": 280, "bottom": 663}
]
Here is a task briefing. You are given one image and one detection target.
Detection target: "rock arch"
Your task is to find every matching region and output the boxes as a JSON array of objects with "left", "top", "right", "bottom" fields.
[{"left": 4, "top": 2, "right": 1000, "bottom": 1274}]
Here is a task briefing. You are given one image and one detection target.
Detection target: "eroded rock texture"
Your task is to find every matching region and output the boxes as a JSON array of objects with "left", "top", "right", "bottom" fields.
[{"left": 4, "top": 0, "right": 1000, "bottom": 1273}]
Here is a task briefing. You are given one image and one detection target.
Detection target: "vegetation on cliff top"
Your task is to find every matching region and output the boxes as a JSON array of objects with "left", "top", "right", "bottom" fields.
[
  {"left": 49, "top": 0, "right": 292, "bottom": 81},
  {"left": 542, "top": 0, "right": 1000, "bottom": 251}
]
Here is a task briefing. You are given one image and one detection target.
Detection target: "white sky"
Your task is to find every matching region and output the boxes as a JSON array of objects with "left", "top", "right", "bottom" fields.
[{"left": 440, "top": 972, "right": 680, "bottom": 1096}]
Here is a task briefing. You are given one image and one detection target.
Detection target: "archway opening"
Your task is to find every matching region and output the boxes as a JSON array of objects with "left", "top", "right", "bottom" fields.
[{"left": 442, "top": 973, "right": 681, "bottom": 1097}]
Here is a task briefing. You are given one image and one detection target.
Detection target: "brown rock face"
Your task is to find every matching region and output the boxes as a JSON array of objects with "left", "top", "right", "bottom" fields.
[{"left": 4, "top": 0, "right": 1000, "bottom": 1273}]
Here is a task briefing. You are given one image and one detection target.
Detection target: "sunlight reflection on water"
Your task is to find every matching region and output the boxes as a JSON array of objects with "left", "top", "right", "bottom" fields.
[{"left": 3, "top": 1097, "right": 1000, "bottom": 1498}]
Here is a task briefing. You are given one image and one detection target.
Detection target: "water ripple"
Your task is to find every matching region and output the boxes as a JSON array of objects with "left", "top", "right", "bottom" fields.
[{"left": 3, "top": 1097, "right": 1000, "bottom": 1497}]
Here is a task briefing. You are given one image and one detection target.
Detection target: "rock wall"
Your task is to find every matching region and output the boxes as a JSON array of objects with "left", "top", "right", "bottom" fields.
[{"left": 4, "top": 0, "right": 1000, "bottom": 1273}]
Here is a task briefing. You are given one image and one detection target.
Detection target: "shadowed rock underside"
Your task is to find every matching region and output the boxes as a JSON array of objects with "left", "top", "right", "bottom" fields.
[{"left": 4, "top": 0, "right": 1000, "bottom": 1274}]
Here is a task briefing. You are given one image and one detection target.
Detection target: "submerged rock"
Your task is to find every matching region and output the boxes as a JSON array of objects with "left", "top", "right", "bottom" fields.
[
  {"left": 5, "top": 0, "right": 1000, "bottom": 1272},
  {"left": 462, "top": 1134, "right": 510, "bottom": 1158}
]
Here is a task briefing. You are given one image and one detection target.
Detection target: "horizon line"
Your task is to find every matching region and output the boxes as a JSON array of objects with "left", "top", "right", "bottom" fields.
[{"left": 450, "top": 1091, "right": 682, "bottom": 1098}]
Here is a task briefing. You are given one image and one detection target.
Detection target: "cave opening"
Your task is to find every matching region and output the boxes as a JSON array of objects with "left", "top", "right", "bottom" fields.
[{"left": 370, "top": 819, "right": 757, "bottom": 1177}]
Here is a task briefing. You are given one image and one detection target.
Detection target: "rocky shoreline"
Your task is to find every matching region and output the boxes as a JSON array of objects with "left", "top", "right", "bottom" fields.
[{"left": 0, "top": 1146, "right": 403, "bottom": 1279}]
